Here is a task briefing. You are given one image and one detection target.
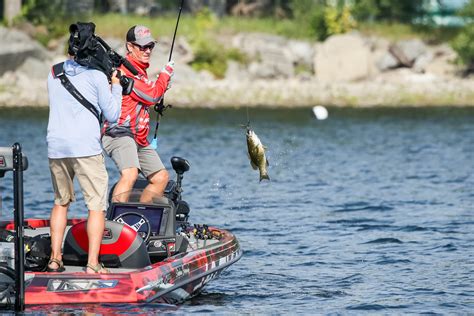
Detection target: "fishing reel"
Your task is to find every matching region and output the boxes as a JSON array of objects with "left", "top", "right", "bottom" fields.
[
  {"left": 189, "top": 224, "right": 222, "bottom": 240},
  {"left": 154, "top": 102, "right": 173, "bottom": 116}
]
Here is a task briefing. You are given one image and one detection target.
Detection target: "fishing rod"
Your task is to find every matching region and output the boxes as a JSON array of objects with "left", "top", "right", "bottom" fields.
[{"left": 150, "top": 0, "right": 184, "bottom": 149}]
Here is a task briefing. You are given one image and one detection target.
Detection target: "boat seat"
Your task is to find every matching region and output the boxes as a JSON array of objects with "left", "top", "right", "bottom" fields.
[{"left": 62, "top": 220, "right": 151, "bottom": 269}]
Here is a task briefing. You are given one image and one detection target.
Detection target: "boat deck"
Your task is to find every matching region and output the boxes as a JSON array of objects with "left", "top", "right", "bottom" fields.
[{"left": 23, "top": 226, "right": 220, "bottom": 275}]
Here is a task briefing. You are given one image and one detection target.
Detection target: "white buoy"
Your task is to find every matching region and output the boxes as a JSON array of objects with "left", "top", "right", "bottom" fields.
[{"left": 312, "top": 105, "right": 328, "bottom": 120}]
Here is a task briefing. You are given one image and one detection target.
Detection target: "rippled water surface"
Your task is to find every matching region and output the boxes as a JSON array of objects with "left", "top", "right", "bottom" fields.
[{"left": 0, "top": 107, "right": 473, "bottom": 314}]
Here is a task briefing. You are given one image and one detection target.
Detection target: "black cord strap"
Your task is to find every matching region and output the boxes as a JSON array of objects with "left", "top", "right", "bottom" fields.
[{"left": 52, "top": 62, "right": 101, "bottom": 123}]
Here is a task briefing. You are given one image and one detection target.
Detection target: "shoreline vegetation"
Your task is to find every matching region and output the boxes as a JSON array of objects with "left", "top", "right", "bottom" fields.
[{"left": 2, "top": 9, "right": 474, "bottom": 108}]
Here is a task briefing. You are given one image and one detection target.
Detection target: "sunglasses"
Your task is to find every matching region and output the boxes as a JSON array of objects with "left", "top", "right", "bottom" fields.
[{"left": 132, "top": 42, "right": 155, "bottom": 51}]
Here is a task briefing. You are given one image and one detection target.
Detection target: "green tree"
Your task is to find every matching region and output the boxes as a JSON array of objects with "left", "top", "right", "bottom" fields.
[
  {"left": 457, "top": 0, "right": 474, "bottom": 17},
  {"left": 325, "top": 3, "right": 357, "bottom": 36},
  {"left": 22, "top": 0, "right": 64, "bottom": 25},
  {"left": 351, "top": 0, "right": 424, "bottom": 23},
  {"left": 291, "top": 0, "right": 328, "bottom": 40},
  {"left": 352, "top": 0, "right": 379, "bottom": 21},
  {"left": 189, "top": 7, "right": 247, "bottom": 78},
  {"left": 452, "top": 24, "right": 474, "bottom": 70},
  {"left": 451, "top": 0, "right": 474, "bottom": 72}
]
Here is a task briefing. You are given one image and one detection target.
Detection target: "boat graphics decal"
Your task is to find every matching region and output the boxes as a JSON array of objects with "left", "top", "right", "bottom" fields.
[
  {"left": 21, "top": 227, "right": 241, "bottom": 305},
  {"left": 138, "top": 234, "right": 242, "bottom": 304},
  {"left": 47, "top": 279, "right": 119, "bottom": 292}
]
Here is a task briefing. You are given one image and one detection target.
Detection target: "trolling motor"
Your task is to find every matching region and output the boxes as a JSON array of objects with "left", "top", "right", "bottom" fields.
[
  {"left": 0, "top": 144, "right": 28, "bottom": 311},
  {"left": 171, "top": 157, "right": 190, "bottom": 199},
  {"left": 170, "top": 157, "right": 190, "bottom": 223}
]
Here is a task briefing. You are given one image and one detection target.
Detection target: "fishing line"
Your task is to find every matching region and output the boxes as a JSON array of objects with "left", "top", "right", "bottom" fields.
[
  {"left": 150, "top": 0, "right": 184, "bottom": 149},
  {"left": 246, "top": 105, "right": 250, "bottom": 125},
  {"left": 244, "top": 101, "right": 255, "bottom": 129}
]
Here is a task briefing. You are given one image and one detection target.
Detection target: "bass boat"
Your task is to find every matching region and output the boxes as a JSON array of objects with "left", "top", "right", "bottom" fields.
[{"left": 0, "top": 144, "right": 242, "bottom": 309}]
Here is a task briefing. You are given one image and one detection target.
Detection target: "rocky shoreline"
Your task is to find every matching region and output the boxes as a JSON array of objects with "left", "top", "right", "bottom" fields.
[{"left": 1, "top": 26, "right": 474, "bottom": 108}]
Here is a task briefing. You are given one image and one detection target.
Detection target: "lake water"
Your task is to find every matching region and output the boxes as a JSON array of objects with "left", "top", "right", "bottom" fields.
[{"left": 0, "top": 107, "right": 473, "bottom": 314}]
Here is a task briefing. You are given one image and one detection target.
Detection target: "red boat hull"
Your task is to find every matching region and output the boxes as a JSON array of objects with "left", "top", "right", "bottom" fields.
[{"left": 0, "top": 219, "right": 242, "bottom": 305}]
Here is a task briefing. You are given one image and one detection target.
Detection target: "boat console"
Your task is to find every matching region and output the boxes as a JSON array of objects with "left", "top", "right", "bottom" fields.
[
  {"left": 105, "top": 188, "right": 188, "bottom": 262},
  {"left": 63, "top": 157, "right": 192, "bottom": 267}
]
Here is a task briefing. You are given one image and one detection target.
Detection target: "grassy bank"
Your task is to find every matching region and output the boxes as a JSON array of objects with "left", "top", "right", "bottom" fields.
[
  {"left": 24, "top": 13, "right": 461, "bottom": 44},
  {"left": 27, "top": 13, "right": 315, "bottom": 40},
  {"left": 357, "top": 22, "right": 461, "bottom": 43}
]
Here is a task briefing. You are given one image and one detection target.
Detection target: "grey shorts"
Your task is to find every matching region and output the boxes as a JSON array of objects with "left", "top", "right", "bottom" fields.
[
  {"left": 102, "top": 135, "right": 165, "bottom": 178},
  {"left": 49, "top": 154, "right": 108, "bottom": 211}
]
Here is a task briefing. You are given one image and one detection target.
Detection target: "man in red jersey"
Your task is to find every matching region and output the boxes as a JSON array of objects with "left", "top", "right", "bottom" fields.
[{"left": 102, "top": 25, "right": 174, "bottom": 202}]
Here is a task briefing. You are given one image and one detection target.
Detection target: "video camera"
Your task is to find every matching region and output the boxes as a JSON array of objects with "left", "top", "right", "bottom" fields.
[{"left": 68, "top": 22, "right": 138, "bottom": 95}]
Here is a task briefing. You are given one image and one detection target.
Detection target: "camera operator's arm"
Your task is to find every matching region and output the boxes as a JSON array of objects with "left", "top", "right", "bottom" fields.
[
  {"left": 97, "top": 70, "right": 122, "bottom": 123},
  {"left": 128, "top": 62, "right": 174, "bottom": 106}
]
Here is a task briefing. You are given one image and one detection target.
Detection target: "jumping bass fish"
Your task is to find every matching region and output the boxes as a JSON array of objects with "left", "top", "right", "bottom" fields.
[{"left": 246, "top": 125, "right": 270, "bottom": 182}]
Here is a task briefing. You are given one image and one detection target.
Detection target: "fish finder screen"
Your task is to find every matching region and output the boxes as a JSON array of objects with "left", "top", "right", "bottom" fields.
[{"left": 111, "top": 205, "right": 164, "bottom": 234}]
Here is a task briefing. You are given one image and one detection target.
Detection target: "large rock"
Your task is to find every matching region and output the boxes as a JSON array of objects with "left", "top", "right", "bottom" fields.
[
  {"left": 366, "top": 36, "right": 391, "bottom": 75},
  {"left": 101, "top": 37, "right": 126, "bottom": 54},
  {"left": 47, "top": 35, "right": 68, "bottom": 57},
  {"left": 173, "top": 63, "right": 212, "bottom": 83},
  {"left": 284, "top": 39, "right": 315, "bottom": 71},
  {"left": 248, "top": 61, "right": 282, "bottom": 79},
  {"left": 389, "top": 39, "right": 427, "bottom": 67},
  {"left": 0, "top": 71, "right": 48, "bottom": 106},
  {"left": 412, "top": 52, "right": 434, "bottom": 73},
  {"left": 0, "top": 27, "right": 50, "bottom": 76},
  {"left": 376, "top": 52, "right": 400, "bottom": 71},
  {"left": 424, "top": 44, "right": 458, "bottom": 77},
  {"left": 232, "top": 33, "right": 294, "bottom": 78},
  {"left": 16, "top": 57, "right": 51, "bottom": 79},
  {"left": 314, "top": 33, "right": 372, "bottom": 82},
  {"left": 225, "top": 60, "right": 250, "bottom": 80},
  {"left": 233, "top": 33, "right": 285, "bottom": 58},
  {"left": 148, "top": 36, "right": 194, "bottom": 77}
]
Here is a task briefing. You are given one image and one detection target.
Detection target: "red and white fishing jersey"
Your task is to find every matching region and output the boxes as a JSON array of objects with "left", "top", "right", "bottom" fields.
[{"left": 103, "top": 54, "right": 170, "bottom": 146}]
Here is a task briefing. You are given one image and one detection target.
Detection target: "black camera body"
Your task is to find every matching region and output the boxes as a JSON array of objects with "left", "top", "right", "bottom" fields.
[
  {"left": 116, "top": 70, "right": 134, "bottom": 95},
  {"left": 69, "top": 22, "right": 136, "bottom": 95}
]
